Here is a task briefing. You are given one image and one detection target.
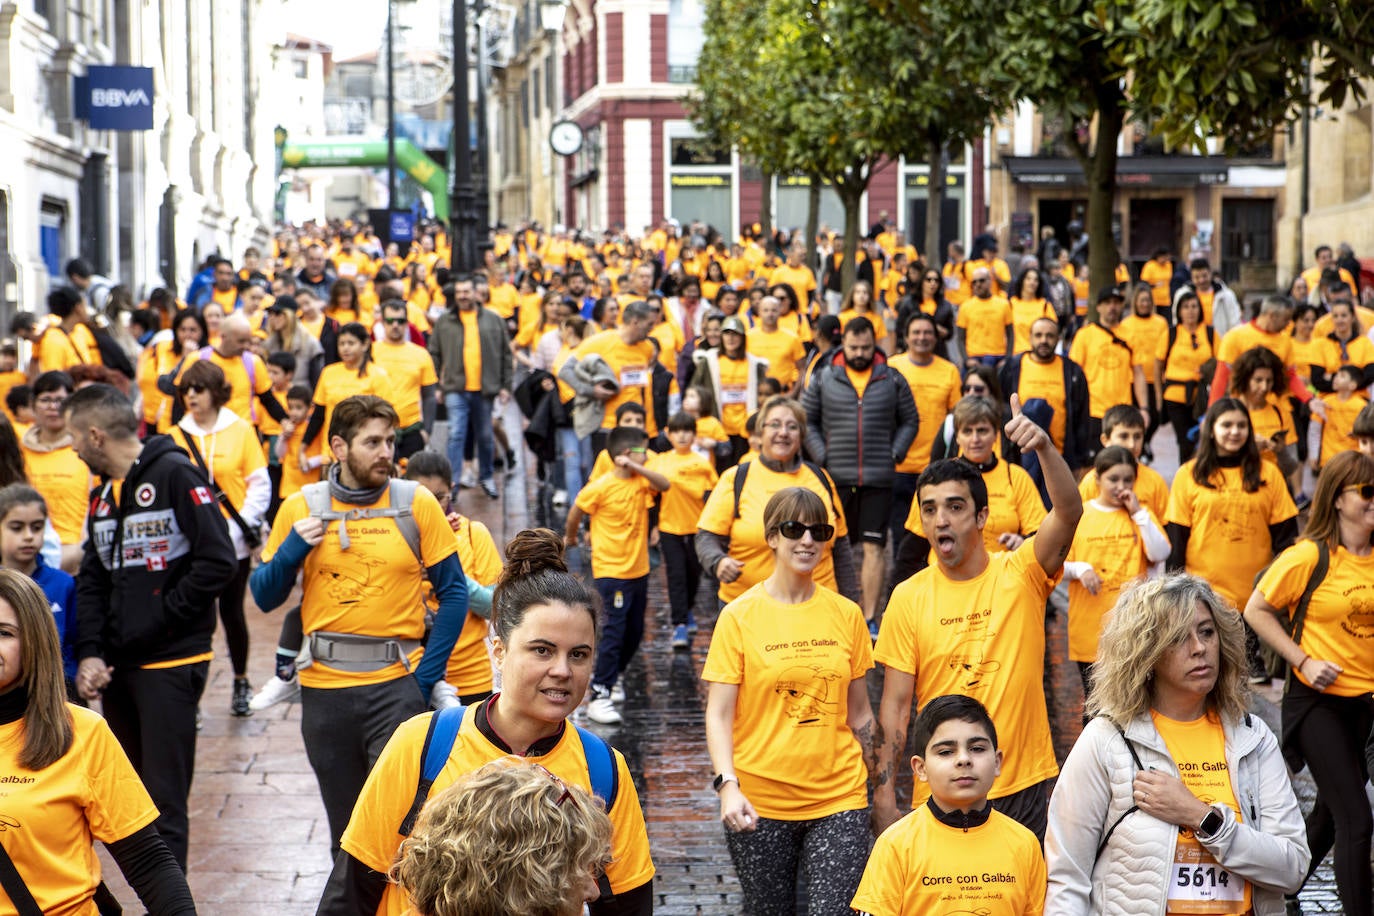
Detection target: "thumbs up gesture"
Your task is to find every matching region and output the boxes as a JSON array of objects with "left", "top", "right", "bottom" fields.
[{"left": 1004, "top": 393, "right": 1050, "bottom": 454}]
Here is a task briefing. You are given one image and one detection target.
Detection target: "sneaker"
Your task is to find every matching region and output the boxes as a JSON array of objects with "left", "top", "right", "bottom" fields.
[
  {"left": 552, "top": 489, "right": 568, "bottom": 507},
  {"left": 868, "top": 619, "right": 881, "bottom": 642},
  {"left": 610, "top": 681, "right": 626, "bottom": 704},
  {"left": 672, "top": 624, "right": 690, "bottom": 649},
  {"left": 587, "top": 689, "right": 622, "bottom": 725},
  {"left": 231, "top": 678, "right": 254, "bottom": 717},
  {"left": 459, "top": 468, "right": 478, "bottom": 489},
  {"left": 248, "top": 674, "right": 300, "bottom": 710},
  {"left": 481, "top": 479, "right": 499, "bottom": 500}
]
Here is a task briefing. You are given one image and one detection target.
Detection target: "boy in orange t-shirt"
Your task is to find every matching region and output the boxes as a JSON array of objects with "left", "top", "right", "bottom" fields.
[{"left": 564, "top": 426, "right": 670, "bottom": 724}]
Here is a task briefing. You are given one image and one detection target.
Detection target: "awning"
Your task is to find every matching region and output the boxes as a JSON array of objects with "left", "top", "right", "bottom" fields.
[{"left": 1003, "top": 156, "right": 1230, "bottom": 188}]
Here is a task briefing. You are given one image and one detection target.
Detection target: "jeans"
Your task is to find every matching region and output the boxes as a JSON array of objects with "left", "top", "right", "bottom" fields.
[
  {"left": 557, "top": 425, "right": 592, "bottom": 498},
  {"left": 445, "top": 390, "right": 495, "bottom": 484},
  {"left": 592, "top": 576, "right": 649, "bottom": 690}
]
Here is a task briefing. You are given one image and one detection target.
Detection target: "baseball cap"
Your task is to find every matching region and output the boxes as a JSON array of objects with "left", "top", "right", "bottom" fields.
[{"left": 721, "top": 316, "right": 748, "bottom": 335}]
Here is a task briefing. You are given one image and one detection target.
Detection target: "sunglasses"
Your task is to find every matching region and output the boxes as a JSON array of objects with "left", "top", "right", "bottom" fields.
[
  {"left": 1342, "top": 483, "right": 1374, "bottom": 500},
  {"left": 777, "top": 520, "right": 835, "bottom": 542}
]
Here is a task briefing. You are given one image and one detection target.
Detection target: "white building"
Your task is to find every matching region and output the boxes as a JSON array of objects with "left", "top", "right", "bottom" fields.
[{"left": 0, "top": 0, "right": 285, "bottom": 328}]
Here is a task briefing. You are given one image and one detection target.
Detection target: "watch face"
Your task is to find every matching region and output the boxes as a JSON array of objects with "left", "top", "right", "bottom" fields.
[{"left": 551, "top": 121, "right": 584, "bottom": 156}]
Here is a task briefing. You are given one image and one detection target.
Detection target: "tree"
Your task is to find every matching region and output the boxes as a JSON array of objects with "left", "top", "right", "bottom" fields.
[{"left": 937, "top": 0, "right": 1374, "bottom": 314}]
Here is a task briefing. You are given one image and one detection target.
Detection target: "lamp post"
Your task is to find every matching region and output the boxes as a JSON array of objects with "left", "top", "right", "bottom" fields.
[{"left": 449, "top": 0, "right": 479, "bottom": 272}]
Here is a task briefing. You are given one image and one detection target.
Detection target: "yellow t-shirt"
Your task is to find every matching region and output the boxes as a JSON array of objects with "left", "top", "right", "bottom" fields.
[
  {"left": 442, "top": 517, "right": 503, "bottom": 695},
  {"left": 311, "top": 362, "right": 393, "bottom": 448},
  {"left": 889, "top": 356, "right": 962, "bottom": 474},
  {"left": 574, "top": 472, "right": 655, "bottom": 579},
  {"left": 875, "top": 539, "right": 1060, "bottom": 800},
  {"left": 1216, "top": 323, "right": 1295, "bottom": 371},
  {"left": 1066, "top": 504, "right": 1159, "bottom": 662},
  {"left": 175, "top": 349, "right": 273, "bottom": 426},
  {"left": 340, "top": 708, "right": 655, "bottom": 916},
  {"left": 573, "top": 330, "right": 657, "bottom": 433},
  {"left": 21, "top": 442, "right": 91, "bottom": 544},
  {"left": 747, "top": 327, "right": 806, "bottom": 388},
  {"left": 1118, "top": 313, "right": 1169, "bottom": 384},
  {"left": 1316, "top": 393, "right": 1369, "bottom": 465},
  {"left": 0, "top": 706, "right": 159, "bottom": 916},
  {"left": 904, "top": 459, "right": 1047, "bottom": 556},
  {"left": 700, "top": 582, "right": 873, "bottom": 820},
  {"left": 1165, "top": 460, "right": 1297, "bottom": 608},
  {"left": 1151, "top": 711, "right": 1252, "bottom": 915},
  {"left": 1258, "top": 539, "right": 1374, "bottom": 696},
  {"left": 169, "top": 417, "right": 266, "bottom": 526},
  {"left": 1016, "top": 357, "right": 1068, "bottom": 452},
  {"left": 261, "top": 486, "right": 457, "bottom": 688},
  {"left": 1079, "top": 464, "right": 1169, "bottom": 522},
  {"left": 1010, "top": 297, "right": 1056, "bottom": 355},
  {"left": 371, "top": 340, "right": 438, "bottom": 428},
  {"left": 851, "top": 804, "right": 1047, "bottom": 916},
  {"left": 1157, "top": 326, "right": 1217, "bottom": 405},
  {"left": 957, "top": 296, "right": 1013, "bottom": 359},
  {"left": 1069, "top": 323, "right": 1136, "bottom": 418},
  {"left": 648, "top": 449, "right": 718, "bottom": 536},
  {"left": 698, "top": 461, "right": 848, "bottom": 602}
]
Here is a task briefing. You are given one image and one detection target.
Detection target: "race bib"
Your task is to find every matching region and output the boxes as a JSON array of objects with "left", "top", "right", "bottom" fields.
[
  {"left": 620, "top": 366, "right": 648, "bottom": 388},
  {"left": 721, "top": 386, "right": 748, "bottom": 405},
  {"left": 1167, "top": 836, "right": 1249, "bottom": 914}
]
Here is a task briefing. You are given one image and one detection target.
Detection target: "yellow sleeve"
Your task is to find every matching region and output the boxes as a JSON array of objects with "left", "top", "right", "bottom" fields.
[
  {"left": 1257, "top": 541, "right": 1320, "bottom": 616},
  {"left": 414, "top": 487, "right": 460, "bottom": 568},
  {"left": 697, "top": 467, "right": 738, "bottom": 536},
  {"left": 79, "top": 709, "right": 160, "bottom": 844}
]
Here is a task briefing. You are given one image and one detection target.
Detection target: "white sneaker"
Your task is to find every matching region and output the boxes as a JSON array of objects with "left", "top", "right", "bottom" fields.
[
  {"left": 586, "top": 696, "right": 622, "bottom": 725},
  {"left": 552, "top": 489, "right": 568, "bottom": 507},
  {"left": 610, "top": 682, "right": 626, "bottom": 704},
  {"left": 248, "top": 674, "right": 300, "bottom": 710}
]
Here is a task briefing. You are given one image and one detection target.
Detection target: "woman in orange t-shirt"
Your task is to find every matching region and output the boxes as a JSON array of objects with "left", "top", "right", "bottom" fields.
[{"left": 704, "top": 487, "right": 874, "bottom": 916}]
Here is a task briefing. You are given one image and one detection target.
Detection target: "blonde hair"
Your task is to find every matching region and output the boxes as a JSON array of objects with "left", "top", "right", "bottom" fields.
[
  {"left": 1087, "top": 574, "right": 1249, "bottom": 724},
  {"left": 392, "top": 761, "right": 613, "bottom": 916}
]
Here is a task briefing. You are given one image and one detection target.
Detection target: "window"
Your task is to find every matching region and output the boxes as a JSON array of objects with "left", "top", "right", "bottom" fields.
[{"left": 668, "top": 0, "right": 704, "bottom": 83}]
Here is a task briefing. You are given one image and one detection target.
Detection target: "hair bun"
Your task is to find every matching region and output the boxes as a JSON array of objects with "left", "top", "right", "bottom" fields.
[{"left": 499, "top": 529, "right": 568, "bottom": 588}]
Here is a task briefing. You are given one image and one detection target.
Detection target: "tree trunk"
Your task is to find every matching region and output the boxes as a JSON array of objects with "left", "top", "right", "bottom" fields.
[
  {"left": 805, "top": 178, "right": 822, "bottom": 269},
  {"left": 840, "top": 182, "right": 864, "bottom": 293},
  {"left": 1086, "top": 83, "right": 1126, "bottom": 323},
  {"left": 759, "top": 168, "right": 774, "bottom": 240},
  {"left": 925, "top": 128, "right": 945, "bottom": 269}
]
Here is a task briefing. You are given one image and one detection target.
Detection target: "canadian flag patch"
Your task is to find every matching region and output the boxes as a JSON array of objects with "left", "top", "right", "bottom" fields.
[
  {"left": 145, "top": 555, "right": 166, "bottom": 571},
  {"left": 191, "top": 487, "right": 215, "bottom": 506}
]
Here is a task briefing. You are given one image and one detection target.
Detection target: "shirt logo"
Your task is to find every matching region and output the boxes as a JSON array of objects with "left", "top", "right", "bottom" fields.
[
  {"left": 134, "top": 483, "right": 157, "bottom": 507},
  {"left": 191, "top": 486, "right": 215, "bottom": 506}
]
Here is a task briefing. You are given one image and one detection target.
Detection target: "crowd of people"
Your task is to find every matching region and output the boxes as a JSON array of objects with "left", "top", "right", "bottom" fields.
[{"left": 0, "top": 217, "right": 1372, "bottom": 914}]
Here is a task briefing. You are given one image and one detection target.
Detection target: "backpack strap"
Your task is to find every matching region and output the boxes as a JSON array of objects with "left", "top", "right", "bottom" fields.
[
  {"left": 1093, "top": 717, "right": 1144, "bottom": 865},
  {"left": 399, "top": 705, "right": 466, "bottom": 837}
]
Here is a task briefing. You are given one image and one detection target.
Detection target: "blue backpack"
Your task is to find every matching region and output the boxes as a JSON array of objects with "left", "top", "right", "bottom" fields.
[{"left": 398, "top": 703, "right": 619, "bottom": 836}]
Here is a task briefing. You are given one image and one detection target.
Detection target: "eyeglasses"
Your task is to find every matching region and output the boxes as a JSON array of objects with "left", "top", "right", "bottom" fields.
[
  {"left": 762, "top": 421, "right": 801, "bottom": 432},
  {"left": 777, "top": 520, "right": 835, "bottom": 542},
  {"left": 34, "top": 396, "right": 67, "bottom": 408},
  {"left": 383, "top": 317, "right": 408, "bottom": 325},
  {"left": 1342, "top": 483, "right": 1374, "bottom": 500}
]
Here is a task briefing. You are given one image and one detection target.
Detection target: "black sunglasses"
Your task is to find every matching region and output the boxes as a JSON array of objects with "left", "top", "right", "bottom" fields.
[
  {"left": 777, "top": 520, "right": 835, "bottom": 542},
  {"left": 1342, "top": 483, "right": 1374, "bottom": 500}
]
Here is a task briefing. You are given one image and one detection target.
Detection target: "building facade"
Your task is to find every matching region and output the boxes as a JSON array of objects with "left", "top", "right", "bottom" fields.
[{"left": 0, "top": 0, "right": 280, "bottom": 330}]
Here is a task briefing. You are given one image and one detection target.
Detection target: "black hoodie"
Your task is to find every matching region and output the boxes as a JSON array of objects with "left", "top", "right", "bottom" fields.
[{"left": 76, "top": 435, "right": 237, "bottom": 667}]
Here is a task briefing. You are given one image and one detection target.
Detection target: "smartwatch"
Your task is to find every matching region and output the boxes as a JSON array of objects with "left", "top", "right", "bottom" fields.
[
  {"left": 712, "top": 773, "right": 739, "bottom": 793},
  {"left": 1196, "top": 805, "right": 1224, "bottom": 839}
]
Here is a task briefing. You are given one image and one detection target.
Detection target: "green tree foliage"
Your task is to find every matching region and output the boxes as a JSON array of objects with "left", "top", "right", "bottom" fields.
[{"left": 937, "top": 0, "right": 1374, "bottom": 313}]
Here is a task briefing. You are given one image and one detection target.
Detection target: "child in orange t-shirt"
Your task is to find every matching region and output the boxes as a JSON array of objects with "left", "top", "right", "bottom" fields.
[{"left": 564, "top": 426, "right": 670, "bottom": 724}]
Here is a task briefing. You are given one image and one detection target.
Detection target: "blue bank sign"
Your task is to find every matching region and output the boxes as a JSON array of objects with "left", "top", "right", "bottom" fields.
[{"left": 74, "top": 66, "right": 154, "bottom": 130}]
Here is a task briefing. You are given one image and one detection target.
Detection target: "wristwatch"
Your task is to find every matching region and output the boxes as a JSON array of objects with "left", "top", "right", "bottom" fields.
[
  {"left": 1196, "top": 805, "right": 1225, "bottom": 839},
  {"left": 712, "top": 773, "right": 739, "bottom": 793}
]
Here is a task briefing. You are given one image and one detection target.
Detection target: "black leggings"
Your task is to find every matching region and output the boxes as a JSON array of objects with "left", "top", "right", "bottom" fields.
[
  {"left": 219, "top": 557, "right": 252, "bottom": 677},
  {"left": 1164, "top": 400, "right": 1197, "bottom": 463},
  {"left": 1288, "top": 682, "right": 1374, "bottom": 914}
]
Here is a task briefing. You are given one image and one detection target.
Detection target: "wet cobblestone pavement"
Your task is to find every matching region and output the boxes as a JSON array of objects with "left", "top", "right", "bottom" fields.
[{"left": 98, "top": 415, "right": 1348, "bottom": 912}]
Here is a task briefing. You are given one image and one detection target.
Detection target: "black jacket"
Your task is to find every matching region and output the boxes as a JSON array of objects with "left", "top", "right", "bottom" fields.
[
  {"left": 802, "top": 351, "right": 919, "bottom": 488},
  {"left": 76, "top": 435, "right": 238, "bottom": 667},
  {"left": 998, "top": 353, "right": 1091, "bottom": 470}
]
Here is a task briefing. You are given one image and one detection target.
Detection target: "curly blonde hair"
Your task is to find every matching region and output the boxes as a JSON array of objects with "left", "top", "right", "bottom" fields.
[
  {"left": 1087, "top": 574, "right": 1250, "bottom": 724},
  {"left": 391, "top": 761, "right": 613, "bottom": 916}
]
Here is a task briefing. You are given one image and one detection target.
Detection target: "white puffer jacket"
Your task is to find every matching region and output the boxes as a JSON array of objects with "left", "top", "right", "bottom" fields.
[{"left": 1045, "top": 712, "right": 1309, "bottom": 916}]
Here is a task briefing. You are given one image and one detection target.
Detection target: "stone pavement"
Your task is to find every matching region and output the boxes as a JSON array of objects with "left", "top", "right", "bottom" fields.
[{"left": 97, "top": 419, "right": 1347, "bottom": 913}]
